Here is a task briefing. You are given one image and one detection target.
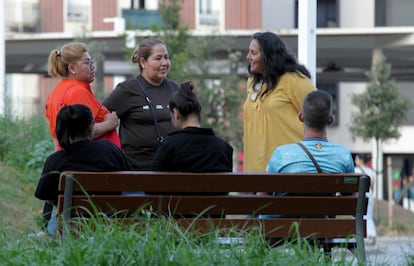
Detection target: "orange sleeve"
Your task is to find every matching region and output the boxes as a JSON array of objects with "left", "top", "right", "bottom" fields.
[
  {"left": 64, "top": 86, "right": 109, "bottom": 123},
  {"left": 45, "top": 81, "right": 111, "bottom": 149}
]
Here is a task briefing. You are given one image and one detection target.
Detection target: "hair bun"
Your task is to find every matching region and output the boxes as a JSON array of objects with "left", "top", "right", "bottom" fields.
[
  {"left": 180, "top": 80, "right": 194, "bottom": 91},
  {"left": 130, "top": 48, "right": 139, "bottom": 63}
]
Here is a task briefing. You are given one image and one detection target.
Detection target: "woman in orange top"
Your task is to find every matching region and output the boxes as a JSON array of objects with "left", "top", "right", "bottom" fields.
[{"left": 45, "top": 42, "right": 120, "bottom": 149}]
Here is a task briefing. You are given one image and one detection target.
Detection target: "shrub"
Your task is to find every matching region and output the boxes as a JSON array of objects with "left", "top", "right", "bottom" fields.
[{"left": 0, "top": 114, "right": 53, "bottom": 182}]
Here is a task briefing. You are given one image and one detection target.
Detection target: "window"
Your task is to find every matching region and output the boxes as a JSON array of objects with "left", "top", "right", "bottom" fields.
[
  {"left": 198, "top": 0, "right": 220, "bottom": 25},
  {"left": 131, "top": 0, "right": 145, "bottom": 9},
  {"left": 295, "top": 0, "right": 338, "bottom": 28},
  {"left": 67, "top": 0, "right": 89, "bottom": 22},
  {"left": 375, "top": 0, "right": 386, "bottom": 26}
]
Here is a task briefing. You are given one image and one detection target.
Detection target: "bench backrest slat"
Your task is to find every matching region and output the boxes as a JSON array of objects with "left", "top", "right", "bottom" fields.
[{"left": 58, "top": 171, "right": 364, "bottom": 193}]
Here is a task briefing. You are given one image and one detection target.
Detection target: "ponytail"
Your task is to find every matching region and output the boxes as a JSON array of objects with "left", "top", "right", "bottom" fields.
[{"left": 55, "top": 104, "right": 94, "bottom": 149}]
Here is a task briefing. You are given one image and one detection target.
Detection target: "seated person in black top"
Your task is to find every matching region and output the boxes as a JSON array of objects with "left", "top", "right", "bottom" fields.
[
  {"left": 35, "top": 104, "right": 130, "bottom": 234},
  {"left": 152, "top": 80, "right": 233, "bottom": 173},
  {"left": 151, "top": 81, "right": 233, "bottom": 199}
]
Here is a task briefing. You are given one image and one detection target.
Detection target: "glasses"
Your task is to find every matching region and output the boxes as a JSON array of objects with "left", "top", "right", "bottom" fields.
[{"left": 78, "top": 58, "right": 95, "bottom": 67}]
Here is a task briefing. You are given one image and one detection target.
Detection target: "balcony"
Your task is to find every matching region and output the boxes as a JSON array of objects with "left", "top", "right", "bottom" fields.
[
  {"left": 6, "top": 1, "right": 41, "bottom": 33},
  {"left": 122, "top": 9, "right": 163, "bottom": 30},
  {"left": 199, "top": 12, "right": 220, "bottom": 25}
]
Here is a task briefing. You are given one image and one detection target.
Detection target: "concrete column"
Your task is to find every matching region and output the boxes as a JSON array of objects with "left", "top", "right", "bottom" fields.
[
  {"left": 371, "top": 48, "right": 384, "bottom": 201},
  {"left": 298, "top": 0, "right": 316, "bottom": 85},
  {"left": 0, "top": 0, "right": 5, "bottom": 114}
]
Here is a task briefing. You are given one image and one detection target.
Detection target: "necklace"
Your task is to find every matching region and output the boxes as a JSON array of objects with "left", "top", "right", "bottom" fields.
[{"left": 250, "top": 82, "right": 263, "bottom": 102}]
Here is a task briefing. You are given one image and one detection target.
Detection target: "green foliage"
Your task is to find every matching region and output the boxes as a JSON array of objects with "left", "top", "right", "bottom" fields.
[
  {"left": 350, "top": 53, "right": 411, "bottom": 141},
  {"left": 159, "top": 0, "right": 182, "bottom": 31},
  {"left": 0, "top": 114, "right": 53, "bottom": 182},
  {"left": 185, "top": 36, "right": 227, "bottom": 130},
  {"left": 192, "top": 47, "right": 245, "bottom": 150},
  {"left": 0, "top": 216, "right": 359, "bottom": 265},
  {"left": 154, "top": 0, "right": 190, "bottom": 82},
  {"left": 218, "top": 51, "right": 245, "bottom": 150}
]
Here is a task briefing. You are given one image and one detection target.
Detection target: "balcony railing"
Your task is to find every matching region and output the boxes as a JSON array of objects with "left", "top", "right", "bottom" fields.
[
  {"left": 122, "top": 9, "right": 163, "bottom": 30},
  {"left": 199, "top": 12, "right": 220, "bottom": 25}
]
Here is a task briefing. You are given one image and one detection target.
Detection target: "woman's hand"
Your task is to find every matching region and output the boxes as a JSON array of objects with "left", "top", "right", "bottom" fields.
[{"left": 93, "top": 111, "right": 119, "bottom": 138}]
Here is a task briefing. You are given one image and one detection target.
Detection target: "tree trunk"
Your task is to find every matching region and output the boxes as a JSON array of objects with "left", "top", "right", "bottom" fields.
[
  {"left": 387, "top": 156, "right": 393, "bottom": 228},
  {"left": 373, "top": 137, "right": 383, "bottom": 222}
]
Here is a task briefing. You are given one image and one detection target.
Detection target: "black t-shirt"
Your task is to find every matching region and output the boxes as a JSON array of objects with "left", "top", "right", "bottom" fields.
[
  {"left": 103, "top": 76, "right": 179, "bottom": 170},
  {"left": 34, "top": 140, "right": 130, "bottom": 202}
]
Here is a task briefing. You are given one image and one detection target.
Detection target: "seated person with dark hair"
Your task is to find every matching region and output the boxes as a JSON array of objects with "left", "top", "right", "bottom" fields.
[
  {"left": 266, "top": 90, "right": 354, "bottom": 175},
  {"left": 258, "top": 90, "right": 354, "bottom": 218},
  {"left": 35, "top": 104, "right": 130, "bottom": 234},
  {"left": 152, "top": 80, "right": 233, "bottom": 173},
  {"left": 151, "top": 81, "right": 233, "bottom": 200}
]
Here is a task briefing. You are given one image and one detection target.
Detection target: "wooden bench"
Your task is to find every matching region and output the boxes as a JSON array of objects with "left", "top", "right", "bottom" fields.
[{"left": 57, "top": 171, "right": 370, "bottom": 262}]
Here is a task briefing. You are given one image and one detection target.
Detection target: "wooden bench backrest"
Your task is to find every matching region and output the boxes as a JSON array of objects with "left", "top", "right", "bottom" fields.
[{"left": 57, "top": 171, "right": 369, "bottom": 221}]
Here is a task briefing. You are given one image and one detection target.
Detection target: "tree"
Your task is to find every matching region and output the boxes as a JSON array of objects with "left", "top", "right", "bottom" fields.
[
  {"left": 350, "top": 51, "right": 410, "bottom": 225},
  {"left": 151, "top": 0, "right": 190, "bottom": 82},
  {"left": 350, "top": 53, "right": 410, "bottom": 142}
]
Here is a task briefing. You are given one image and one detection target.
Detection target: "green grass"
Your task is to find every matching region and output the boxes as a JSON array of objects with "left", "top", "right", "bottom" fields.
[
  {"left": 0, "top": 215, "right": 360, "bottom": 265},
  {"left": 0, "top": 162, "right": 44, "bottom": 230},
  {"left": 0, "top": 114, "right": 52, "bottom": 230}
]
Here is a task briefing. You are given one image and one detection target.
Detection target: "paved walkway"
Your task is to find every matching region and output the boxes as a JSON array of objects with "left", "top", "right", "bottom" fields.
[{"left": 365, "top": 236, "right": 414, "bottom": 265}]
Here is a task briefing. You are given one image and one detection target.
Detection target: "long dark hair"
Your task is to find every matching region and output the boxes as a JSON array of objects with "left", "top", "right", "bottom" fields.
[
  {"left": 55, "top": 104, "right": 94, "bottom": 150},
  {"left": 169, "top": 80, "right": 202, "bottom": 122},
  {"left": 248, "top": 32, "right": 311, "bottom": 97}
]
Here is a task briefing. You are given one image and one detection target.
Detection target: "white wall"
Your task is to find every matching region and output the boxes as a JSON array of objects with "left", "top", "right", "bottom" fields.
[
  {"left": 118, "top": 0, "right": 130, "bottom": 14},
  {"left": 262, "top": 0, "right": 295, "bottom": 30},
  {"left": 145, "top": 0, "right": 159, "bottom": 10},
  {"left": 386, "top": 0, "right": 414, "bottom": 26},
  {"left": 7, "top": 74, "right": 39, "bottom": 117},
  {"left": 327, "top": 82, "right": 372, "bottom": 152},
  {"left": 340, "top": 0, "right": 375, "bottom": 28}
]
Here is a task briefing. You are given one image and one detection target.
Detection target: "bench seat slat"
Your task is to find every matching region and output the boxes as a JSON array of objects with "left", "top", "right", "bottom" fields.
[
  {"left": 176, "top": 218, "right": 363, "bottom": 238},
  {"left": 65, "top": 217, "right": 363, "bottom": 238}
]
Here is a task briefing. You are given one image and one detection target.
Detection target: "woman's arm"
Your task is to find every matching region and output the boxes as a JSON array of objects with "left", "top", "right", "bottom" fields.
[{"left": 93, "top": 111, "right": 119, "bottom": 139}]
